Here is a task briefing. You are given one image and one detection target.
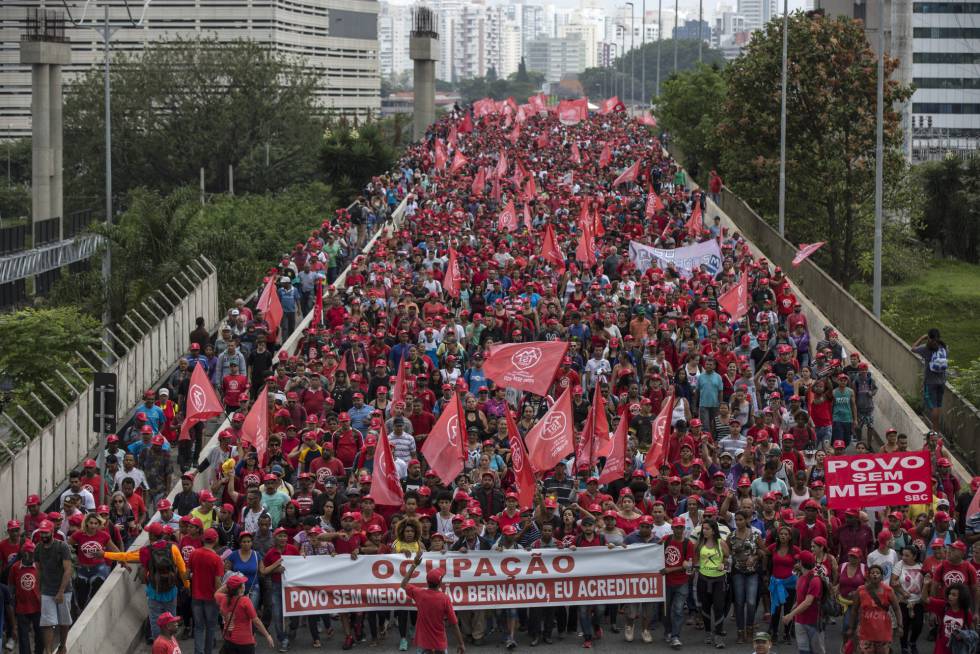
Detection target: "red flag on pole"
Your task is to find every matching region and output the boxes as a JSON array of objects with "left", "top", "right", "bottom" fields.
[
  {"left": 392, "top": 359, "right": 408, "bottom": 406},
  {"left": 497, "top": 199, "right": 518, "bottom": 232},
  {"left": 495, "top": 150, "right": 508, "bottom": 179},
  {"left": 311, "top": 278, "right": 324, "bottom": 328},
  {"left": 792, "top": 242, "right": 826, "bottom": 267},
  {"left": 450, "top": 150, "right": 468, "bottom": 174},
  {"left": 539, "top": 223, "right": 566, "bottom": 272},
  {"left": 239, "top": 384, "right": 269, "bottom": 461},
  {"left": 482, "top": 341, "right": 570, "bottom": 397},
  {"left": 447, "top": 125, "right": 458, "bottom": 147},
  {"left": 443, "top": 247, "right": 462, "bottom": 298},
  {"left": 523, "top": 204, "right": 533, "bottom": 231},
  {"left": 507, "top": 123, "right": 521, "bottom": 145},
  {"left": 523, "top": 176, "right": 537, "bottom": 202},
  {"left": 491, "top": 177, "right": 502, "bottom": 203},
  {"left": 420, "top": 393, "right": 468, "bottom": 485},
  {"left": 599, "top": 144, "right": 612, "bottom": 168},
  {"left": 257, "top": 277, "right": 283, "bottom": 335},
  {"left": 646, "top": 189, "right": 664, "bottom": 217},
  {"left": 525, "top": 387, "right": 575, "bottom": 472},
  {"left": 371, "top": 423, "right": 405, "bottom": 506},
  {"left": 593, "top": 209, "right": 605, "bottom": 238},
  {"left": 576, "top": 219, "right": 596, "bottom": 267},
  {"left": 718, "top": 275, "right": 751, "bottom": 320},
  {"left": 685, "top": 200, "right": 703, "bottom": 236},
  {"left": 643, "top": 392, "right": 676, "bottom": 475},
  {"left": 570, "top": 143, "right": 581, "bottom": 164},
  {"left": 599, "top": 408, "right": 630, "bottom": 485},
  {"left": 434, "top": 140, "right": 447, "bottom": 170},
  {"left": 460, "top": 112, "right": 473, "bottom": 133},
  {"left": 613, "top": 161, "right": 640, "bottom": 187},
  {"left": 471, "top": 167, "right": 486, "bottom": 197},
  {"left": 179, "top": 363, "right": 224, "bottom": 441},
  {"left": 506, "top": 410, "right": 536, "bottom": 511},
  {"left": 536, "top": 133, "right": 550, "bottom": 149},
  {"left": 590, "top": 383, "right": 613, "bottom": 458}
]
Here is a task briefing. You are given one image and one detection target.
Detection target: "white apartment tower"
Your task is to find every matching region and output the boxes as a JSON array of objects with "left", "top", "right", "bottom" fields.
[{"left": 737, "top": 0, "right": 778, "bottom": 31}]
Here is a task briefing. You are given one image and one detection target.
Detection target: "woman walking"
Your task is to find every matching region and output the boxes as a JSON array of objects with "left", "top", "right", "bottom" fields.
[
  {"left": 214, "top": 575, "right": 275, "bottom": 654},
  {"left": 728, "top": 510, "right": 764, "bottom": 643},
  {"left": 696, "top": 521, "right": 730, "bottom": 648}
]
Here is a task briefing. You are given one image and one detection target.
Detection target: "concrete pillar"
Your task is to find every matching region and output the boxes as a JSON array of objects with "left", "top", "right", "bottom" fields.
[
  {"left": 51, "top": 63, "right": 64, "bottom": 234},
  {"left": 32, "top": 63, "right": 52, "bottom": 225},
  {"left": 412, "top": 53, "right": 437, "bottom": 141}
]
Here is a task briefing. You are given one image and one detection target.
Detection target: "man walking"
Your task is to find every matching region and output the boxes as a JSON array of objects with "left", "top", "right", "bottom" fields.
[
  {"left": 400, "top": 552, "right": 465, "bottom": 654},
  {"left": 35, "top": 521, "right": 72, "bottom": 654}
]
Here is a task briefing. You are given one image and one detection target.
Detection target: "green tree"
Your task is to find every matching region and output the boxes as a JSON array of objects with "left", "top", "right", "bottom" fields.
[
  {"left": 579, "top": 40, "right": 726, "bottom": 104},
  {"left": 0, "top": 182, "right": 30, "bottom": 222},
  {"left": 916, "top": 156, "right": 980, "bottom": 263},
  {"left": 654, "top": 63, "right": 726, "bottom": 181},
  {"left": 0, "top": 307, "right": 101, "bottom": 443},
  {"left": 64, "top": 37, "right": 323, "bottom": 215},
  {"left": 320, "top": 123, "right": 396, "bottom": 205},
  {"left": 717, "top": 12, "right": 912, "bottom": 287}
]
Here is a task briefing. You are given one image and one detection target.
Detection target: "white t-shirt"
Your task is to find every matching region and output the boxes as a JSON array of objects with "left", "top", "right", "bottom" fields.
[
  {"left": 892, "top": 560, "right": 924, "bottom": 603},
  {"left": 867, "top": 548, "right": 899, "bottom": 581}
]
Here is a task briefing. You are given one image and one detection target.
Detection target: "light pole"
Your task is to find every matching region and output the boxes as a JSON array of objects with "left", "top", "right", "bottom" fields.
[
  {"left": 872, "top": 0, "right": 884, "bottom": 317},
  {"left": 617, "top": 24, "right": 627, "bottom": 100},
  {"left": 641, "top": 0, "right": 646, "bottom": 106},
  {"left": 697, "top": 0, "right": 703, "bottom": 63},
  {"left": 673, "top": 0, "right": 679, "bottom": 73},
  {"left": 777, "top": 0, "right": 788, "bottom": 237},
  {"left": 656, "top": 0, "right": 662, "bottom": 99},
  {"left": 626, "top": 2, "right": 635, "bottom": 105}
]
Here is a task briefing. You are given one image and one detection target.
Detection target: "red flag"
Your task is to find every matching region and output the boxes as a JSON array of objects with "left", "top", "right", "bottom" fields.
[
  {"left": 523, "top": 204, "right": 533, "bottom": 230},
  {"left": 371, "top": 423, "right": 404, "bottom": 506},
  {"left": 450, "top": 150, "right": 467, "bottom": 174},
  {"left": 257, "top": 277, "right": 283, "bottom": 335},
  {"left": 967, "top": 483, "right": 980, "bottom": 521},
  {"left": 570, "top": 143, "right": 581, "bottom": 164},
  {"left": 613, "top": 161, "right": 640, "bottom": 187},
  {"left": 506, "top": 410, "right": 536, "bottom": 511},
  {"left": 434, "top": 139, "right": 447, "bottom": 170},
  {"left": 576, "top": 220, "right": 596, "bottom": 267},
  {"left": 179, "top": 363, "right": 224, "bottom": 441},
  {"left": 421, "top": 393, "right": 467, "bottom": 485},
  {"left": 491, "top": 177, "right": 502, "bottom": 204},
  {"left": 240, "top": 384, "right": 270, "bottom": 461},
  {"left": 507, "top": 123, "right": 521, "bottom": 145},
  {"left": 523, "top": 176, "right": 537, "bottom": 202},
  {"left": 525, "top": 387, "right": 575, "bottom": 472},
  {"left": 471, "top": 167, "right": 486, "bottom": 197},
  {"left": 512, "top": 162, "right": 526, "bottom": 188},
  {"left": 599, "top": 144, "right": 612, "bottom": 168},
  {"left": 483, "top": 341, "right": 570, "bottom": 396},
  {"left": 792, "top": 242, "right": 826, "bottom": 267},
  {"left": 643, "top": 392, "right": 676, "bottom": 475},
  {"left": 392, "top": 358, "right": 408, "bottom": 405},
  {"left": 536, "top": 133, "right": 549, "bottom": 149},
  {"left": 447, "top": 125, "right": 458, "bottom": 147},
  {"left": 577, "top": 198, "right": 591, "bottom": 231},
  {"left": 646, "top": 189, "right": 664, "bottom": 217},
  {"left": 599, "top": 408, "right": 629, "bottom": 485},
  {"left": 311, "top": 278, "right": 324, "bottom": 327},
  {"left": 443, "top": 247, "right": 462, "bottom": 298},
  {"left": 497, "top": 199, "right": 518, "bottom": 232},
  {"left": 598, "top": 96, "right": 623, "bottom": 115},
  {"left": 495, "top": 150, "right": 508, "bottom": 179},
  {"left": 539, "top": 224, "right": 566, "bottom": 272},
  {"left": 459, "top": 111, "right": 473, "bottom": 133},
  {"left": 593, "top": 209, "right": 605, "bottom": 238},
  {"left": 718, "top": 275, "right": 750, "bottom": 320},
  {"left": 637, "top": 113, "right": 658, "bottom": 127},
  {"left": 685, "top": 201, "right": 703, "bottom": 236},
  {"left": 591, "top": 384, "right": 613, "bottom": 458}
]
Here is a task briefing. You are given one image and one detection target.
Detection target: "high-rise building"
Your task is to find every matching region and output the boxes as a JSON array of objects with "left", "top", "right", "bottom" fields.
[
  {"left": 0, "top": 0, "right": 380, "bottom": 137},
  {"left": 737, "top": 0, "right": 778, "bottom": 31},
  {"left": 673, "top": 18, "right": 712, "bottom": 43},
  {"left": 525, "top": 33, "right": 587, "bottom": 82},
  {"left": 379, "top": 0, "right": 414, "bottom": 78}
]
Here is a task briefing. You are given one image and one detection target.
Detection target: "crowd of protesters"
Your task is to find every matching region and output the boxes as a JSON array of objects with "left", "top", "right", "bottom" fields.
[{"left": 0, "top": 99, "right": 972, "bottom": 654}]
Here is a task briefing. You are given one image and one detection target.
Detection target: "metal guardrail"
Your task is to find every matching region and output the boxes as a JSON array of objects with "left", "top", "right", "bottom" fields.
[{"left": 0, "top": 233, "right": 103, "bottom": 284}]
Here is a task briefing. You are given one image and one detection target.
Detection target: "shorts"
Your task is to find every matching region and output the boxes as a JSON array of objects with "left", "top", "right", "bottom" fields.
[
  {"left": 859, "top": 640, "right": 891, "bottom": 654},
  {"left": 40, "top": 594, "right": 73, "bottom": 627},
  {"left": 924, "top": 383, "right": 945, "bottom": 410},
  {"left": 857, "top": 412, "right": 874, "bottom": 427}
]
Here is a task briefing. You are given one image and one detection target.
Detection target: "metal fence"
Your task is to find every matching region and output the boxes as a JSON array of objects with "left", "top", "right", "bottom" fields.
[{"left": 0, "top": 255, "right": 219, "bottom": 527}]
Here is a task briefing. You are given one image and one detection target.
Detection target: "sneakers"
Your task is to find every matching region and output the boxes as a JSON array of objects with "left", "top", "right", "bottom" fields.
[
  {"left": 715, "top": 636, "right": 725, "bottom": 649},
  {"left": 583, "top": 639, "right": 593, "bottom": 649},
  {"left": 641, "top": 629, "right": 653, "bottom": 643},
  {"left": 278, "top": 640, "right": 289, "bottom": 652},
  {"left": 506, "top": 639, "right": 517, "bottom": 650},
  {"left": 671, "top": 637, "right": 683, "bottom": 649},
  {"left": 342, "top": 635, "right": 354, "bottom": 650},
  {"left": 399, "top": 637, "right": 409, "bottom": 651},
  {"left": 625, "top": 624, "right": 635, "bottom": 642}
]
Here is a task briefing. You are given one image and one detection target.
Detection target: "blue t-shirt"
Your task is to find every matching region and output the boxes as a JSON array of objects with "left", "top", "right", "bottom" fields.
[
  {"left": 696, "top": 371, "right": 724, "bottom": 408},
  {"left": 228, "top": 549, "right": 260, "bottom": 591}
]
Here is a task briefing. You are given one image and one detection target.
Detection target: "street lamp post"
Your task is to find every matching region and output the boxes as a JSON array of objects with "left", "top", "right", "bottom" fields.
[
  {"left": 872, "top": 0, "right": 884, "bottom": 317},
  {"left": 656, "top": 0, "right": 662, "bottom": 99},
  {"left": 673, "top": 0, "right": 679, "bottom": 73},
  {"left": 777, "top": 0, "right": 788, "bottom": 237},
  {"left": 698, "top": 0, "right": 703, "bottom": 62},
  {"left": 641, "top": 0, "right": 646, "bottom": 106},
  {"left": 617, "top": 24, "right": 627, "bottom": 100},
  {"left": 626, "top": 2, "right": 635, "bottom": 104}
]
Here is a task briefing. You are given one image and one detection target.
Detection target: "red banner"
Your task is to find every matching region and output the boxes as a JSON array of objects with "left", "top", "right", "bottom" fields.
[
  {"left": 506, "top": 409, "right": 536, "bottom": 511},
  {"left": 240, "top": 384, "right": 269, "bottom": 460},
  {"left": 482, "top": 341, "right": 569, "bottom": 396},
  {"left": 718, "top": 275, "right": 750, "bottom": 320},
  {"left": 824, "top": 452, "right": 933, "bottom": 510},
  {"left": 793, "top": 241, "right": 826, "bottom": 267},
  {"left": 420, "top": 393, "right": 468, "bottom": 485}
]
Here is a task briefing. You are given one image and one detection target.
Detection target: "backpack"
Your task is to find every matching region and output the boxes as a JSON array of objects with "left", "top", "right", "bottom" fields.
[
  {"left": 146, "top": 543, "right": 178, "bottom": 593},
  {"left": 930, "top": 348, "right": 949, "bottom": 374},
  {"left": 814, "top": 568, "right": 843, "bottom": 620}
]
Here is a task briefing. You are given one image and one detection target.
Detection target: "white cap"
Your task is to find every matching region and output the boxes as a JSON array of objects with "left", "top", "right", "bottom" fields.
[{"left": 280, "top": 276, "right": 291, "bottom": 284}]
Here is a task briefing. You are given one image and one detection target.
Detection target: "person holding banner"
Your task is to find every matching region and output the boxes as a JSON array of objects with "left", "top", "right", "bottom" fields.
[{"left": 399, "top": 552, "right": 465, "bottom": 654}]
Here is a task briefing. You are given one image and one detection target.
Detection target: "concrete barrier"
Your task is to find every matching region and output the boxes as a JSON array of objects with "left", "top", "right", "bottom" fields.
[{"left": 64, "top": 200, "right": 409, "bottom": 654}]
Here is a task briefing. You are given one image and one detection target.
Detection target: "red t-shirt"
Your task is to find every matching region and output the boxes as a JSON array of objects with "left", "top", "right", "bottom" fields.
[
  {"left": 0, "top": 538, "right": 20, "bottom": 571},
  {"left": 933, "top": 560, "right": 978, "bottom": 593},
  {"left": 663, "top": 539, "right": 693, "bottom": 587},
  {"left": 262, "top": 544, "right": 300, "bottom": 583},
  {"left": 332, "top": 531, "right": 364, "bottom": 555},
  {"left": 222, "top": 375, "right": 249, "bottom": 407},
  {"left": 179, "top": 536, "right": 204, "bottom": 564},
  {"left": 406, "top": 584, "right": 458, "bottom": 651},
  {"left": 794, "top": 571, "right": 823, "bottom": 626},
  {"left": 151, "top": 636, "right": 181, "bottom": 654},
  {"left": 9, "top": 561, "right": 41, "bottom": 614},
  {"left": 70, "top": 529, "right": 112, "bottom": 566},
  {"left": 496, "top": 510, "right": 522, "bottom": 530},
  {"left": 216, "top": 591, "right": 258, "bottom": 645},
  {"left": 768, "top": 545, "right": 802, "bottom": 579},
  {"left": 856, "top": 585, "right": 893, "bottom": 641},
  {"left": 188, "top": 547, "right": 225, "bottom": 601}
]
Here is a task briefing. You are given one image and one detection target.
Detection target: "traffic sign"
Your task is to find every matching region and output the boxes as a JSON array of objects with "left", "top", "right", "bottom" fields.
[{"left": 92, "top": 371, "right": 117, "bottom": 434}]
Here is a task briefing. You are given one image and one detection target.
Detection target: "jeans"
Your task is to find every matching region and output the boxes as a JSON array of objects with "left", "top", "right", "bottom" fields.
[
  {"left": 731, "top": 572, "right": 759, "bottom": 630},
  {"left": 664, "top": 583, "right": 689, "bottom": 639},
  {"left": 269, "top": 581, "right": 286, "bottom": 642},
  {"left": 16, "top": 612, "right": 43, "bottom": 654},
  {"left": 699, "top": 406, "right": 720, "bottom": 430},
  {"left": 148, "top": 596, "right": 177, "bottom": 640},
  {"left": 794, "top": 621, "right": 825, "bottom": 654},
  {"left": 75, "top": 563, "right": 110, "bottom": 610},
  {"left": 577, "top": 605, "right": 596, "bottom": 639},
  {"left": 192, "top": 599, "right": 219, "bottom": 654}
]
